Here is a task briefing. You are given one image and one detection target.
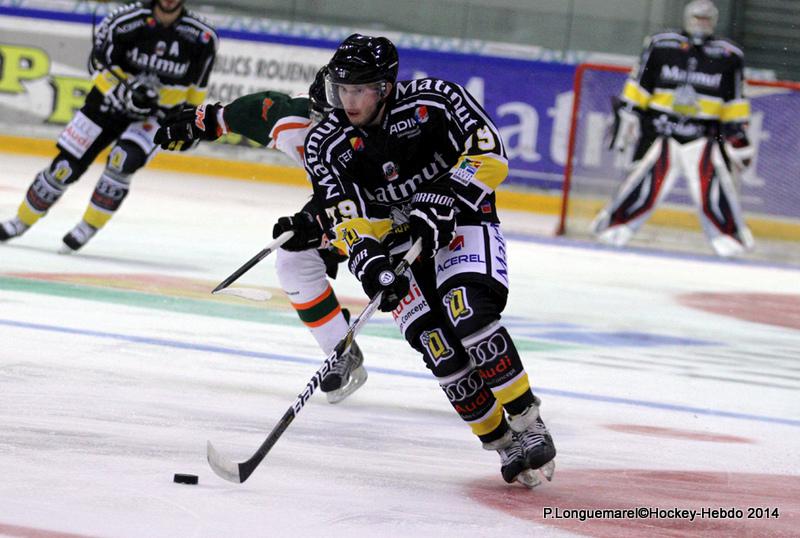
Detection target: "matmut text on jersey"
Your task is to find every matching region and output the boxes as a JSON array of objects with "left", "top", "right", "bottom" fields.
[{"left": 304, "top": 78, "right": 509, "bottom": 253}]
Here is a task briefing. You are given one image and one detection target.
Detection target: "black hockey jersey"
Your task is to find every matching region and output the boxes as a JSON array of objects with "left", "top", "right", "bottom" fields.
[
  {"left": 622, "top": 31, "right": 749, "bottom": 125},
  {"left": 304, "top": 78, "right": 507, "bottom": 262},
  {"left": 89, "top": 1, "right": 218, "bottom": 112}
]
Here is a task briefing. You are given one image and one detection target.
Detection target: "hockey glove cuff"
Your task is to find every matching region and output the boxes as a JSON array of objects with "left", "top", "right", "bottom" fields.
[
  {"left": 409, "top": 182, "right": 457, "bottom": 258},
  {"left": 272, "top": 210, "right": 324, "bottom": 251},
  {"left": 722, "top": 123, "right": 754, "bottom": 171},
  {"left": 361, "top": 256, "right": 411, "bottom": 312},
  {"left": 155, "top": 103, "right": 225, "bottom": 151}
]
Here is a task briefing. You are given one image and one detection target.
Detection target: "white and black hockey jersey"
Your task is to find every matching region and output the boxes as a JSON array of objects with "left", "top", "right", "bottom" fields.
[
  {"left": 89, "top": 1, "right": 218, "bottom": 113},
  {"left": 622, "top": 31, "right": 750, "bottom": 126},
  {"left": 304, "top": 78, "right": 508, "bottom": 263}
]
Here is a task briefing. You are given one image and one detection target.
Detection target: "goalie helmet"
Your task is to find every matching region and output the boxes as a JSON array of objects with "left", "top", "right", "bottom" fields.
[
  {"left": 326, "top": 34, "right": 398, "bottom": 86},
  {"left": 683, "top": 0, "right": 718, "bottom": 41}
]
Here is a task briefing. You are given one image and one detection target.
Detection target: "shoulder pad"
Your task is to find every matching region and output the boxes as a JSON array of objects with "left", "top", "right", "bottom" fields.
[
  {"left": 707, "top": 38, "right": 744, "bottom": 58},
  {"left": 177, "top": 12, "right": 219, "bottom": 45},
  {"left": 648, "top": 31, "right": 688, "bottom": 47},
  {"left": 106, "top": 2, "right": 146, "bottom": 19}
]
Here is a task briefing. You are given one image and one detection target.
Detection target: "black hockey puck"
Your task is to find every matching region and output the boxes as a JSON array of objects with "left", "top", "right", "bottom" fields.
[{"left": 174, "top": 473, "right": 199, "bottom": 485}]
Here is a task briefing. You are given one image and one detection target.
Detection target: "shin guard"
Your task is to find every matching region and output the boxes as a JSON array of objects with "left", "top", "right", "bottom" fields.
[
  {"left": 438, "top": 365, "right": 507, "bottom": 444},
  {"left": 463, "top": 323, "right": 535, "bottom": 416}
]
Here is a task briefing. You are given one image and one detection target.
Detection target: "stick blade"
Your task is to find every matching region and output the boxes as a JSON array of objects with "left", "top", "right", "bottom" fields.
[
  {"left": 207, "top": 441, "right": 244, "bottom": 483},
  {"left": 212, "top": 287, "right": 273, "bottom": 302}
]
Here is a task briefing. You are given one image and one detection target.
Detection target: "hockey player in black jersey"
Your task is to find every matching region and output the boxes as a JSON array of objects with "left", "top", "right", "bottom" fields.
[
  {"left": 593, "top": 0, "right": 754, "bottom": 257},
  {"left": 0, "top": 0, "right": 217, "bottom": 252},
  {"left": 304, "top": 34, "right": 556, "bottom": 487},
  {"left": 153, "top": 69, "right": 368, "bottom": 404}
]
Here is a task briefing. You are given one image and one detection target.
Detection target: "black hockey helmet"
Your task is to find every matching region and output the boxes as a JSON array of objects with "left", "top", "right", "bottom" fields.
[
  {"left": 309, "top": 65, "right": 332, "bottom": 122},
  {"left": 326, "top": 33, "right": 399, "bottom": 86}
]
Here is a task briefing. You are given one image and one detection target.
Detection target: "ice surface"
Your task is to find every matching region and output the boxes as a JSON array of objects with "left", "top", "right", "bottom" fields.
[{"left": 1, "top": 154, "right": 798, "bottom": 537}]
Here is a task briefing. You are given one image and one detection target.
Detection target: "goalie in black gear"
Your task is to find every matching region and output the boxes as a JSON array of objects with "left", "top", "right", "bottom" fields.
[
  {"left": 304, "top": 33, "right": 556, "bottom": 487},
  {"left": 154, "top": 68, "right": 367, "bottom": 404},
  {"left": 592, "top": 0, "right": 754, "bottom": 257},
  {"left": 0, "top": 0, "right": 217, "bottom": 252}
]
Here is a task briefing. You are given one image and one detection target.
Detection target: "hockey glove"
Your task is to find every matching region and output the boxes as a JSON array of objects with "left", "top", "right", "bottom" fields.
[
  {"left": 109, "top": 79, "right": 159, "bottom": 119},
  {"left": 608, "top": 98, "right": 641, "bottom": 152},
  {"left": 722, "top": 123, "right": 754, "bottom": 172},
  {"left": 361, "top": 257, "right": 410, "bottom": 312},
  {"left": 272, "top": 210, "right": 324, "bottom": 251},
  {"left": 155, "top": 103, "right": 225, "bottom": 151},
  {"left": 409, "top": 182, "right": 457, "bottom": 258}
]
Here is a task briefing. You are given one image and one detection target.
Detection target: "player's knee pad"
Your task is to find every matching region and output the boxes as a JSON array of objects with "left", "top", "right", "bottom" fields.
[
  {"left": 108, "top": 139, "right": 148, "bottom": 175},
  {"left": 439, "top": 282, "right": 506, "bottom": 340},
  {"left": 462, "top": 322, "right": 534, "bottom": 415},
  {"left": 47, "top": 151, "right": 89, "bottom": 186}
]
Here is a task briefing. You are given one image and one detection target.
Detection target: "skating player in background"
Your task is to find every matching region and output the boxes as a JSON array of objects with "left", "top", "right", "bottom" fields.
[
  {"left": 0, "top": 0, "right": 217, "bottom": 252},
  {"left": 592, "top": 0, "right": 754, "bottom": 257},
  {"left": 153, "top": 69, "right": 368, "bottom": 404},
  {"left": 304, "top": 33, "right": 556, "bottom": 487}
]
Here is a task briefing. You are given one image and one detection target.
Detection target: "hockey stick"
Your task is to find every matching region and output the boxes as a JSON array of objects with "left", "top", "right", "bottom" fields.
[
  {"left": 211, "top": 231, "right": 294, "bottom": 294},
  {"left": 207, "top": 238, "right": 423, "bottom": 484},
  {"left": 213, "top": 287, "right": 273, "bottom": 302}
]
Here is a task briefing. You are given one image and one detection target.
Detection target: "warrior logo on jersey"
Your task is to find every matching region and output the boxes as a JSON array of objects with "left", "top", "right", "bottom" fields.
[
  {"left": 147, "top": 17, "right": 156, "bottom": 27},
  {"left": 420, "top": 329, "right": 454, "bottom": 367},
  {"left": 382, "top": 161, "right": 399, "bottom": 182},
  {"left": 349, "top": 137, "right": 365, "bottom": 152},
  {"left": 452, "top": 158, "right": 482, "bottom": 185},
  {"left": 201, "top": 31, "right": 212, "bottom": 44},
  {"left": 443, "top": 287, "right": 473, "bottom": 326},
  {"left": 415, "top": 105, "right": 429, "bottom": 124}
]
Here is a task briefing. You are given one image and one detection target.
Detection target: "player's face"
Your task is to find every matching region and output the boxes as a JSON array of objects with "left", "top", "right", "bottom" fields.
[
  {"left": 688, "top": 15, "right": 714, "bottom": 36},
  {"left": 338, "top": 83, "right": 384, "bottom": 126},
  {"left": 155, "top": 0, "right": 184, "bottom": 14}
]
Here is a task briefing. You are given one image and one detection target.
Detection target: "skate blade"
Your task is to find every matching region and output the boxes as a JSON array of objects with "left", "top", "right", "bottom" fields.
[
  {"left": 538, "top": 459, "right": 556, "bottom": 482},
  {"left": 326, "top": 366, "right": 368, "bottom": 404},
  {"left": 58, "top": 243, "right": 76, "bottom": 255},
  {"left": 516, "top": 469, "right": 542, "bottom": 489}
]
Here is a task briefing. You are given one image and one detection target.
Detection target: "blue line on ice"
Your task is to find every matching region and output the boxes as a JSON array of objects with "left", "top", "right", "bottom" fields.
[{"left": 3, "top": 318, "right": 798, "bottom": 428}]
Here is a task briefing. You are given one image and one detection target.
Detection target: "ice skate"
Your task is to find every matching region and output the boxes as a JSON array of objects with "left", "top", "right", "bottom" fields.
[
  {"left": 60, "top": 221, "right": 98, "bottom": 254},
  {"left": 483, "top": 430, "right": 541, "bottom": 488},
  {"left": 508, "top": 400, "right": 557, "bottom": 481},
  {"left": 0, "top": 217, "right": 29, "bottom": 242},
  {"left": 322, "top": 341, "right": 368, "bottom": 404}
]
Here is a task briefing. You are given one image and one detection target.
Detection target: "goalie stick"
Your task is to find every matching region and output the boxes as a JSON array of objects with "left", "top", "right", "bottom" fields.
[
  {"left": 211, "top": 231, "right": 294, "bottom": 294},
  {"left": 207, "top": 238, "right": 423, "bottom": 484}
]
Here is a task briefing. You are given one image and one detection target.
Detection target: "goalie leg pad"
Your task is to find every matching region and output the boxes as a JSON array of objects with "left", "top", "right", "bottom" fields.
[
  {"left": 592, "top": 137, "right": 680, "bottom": 243},
  {"left": 681, "top": 138, "right": 754, "bottom": 257}
]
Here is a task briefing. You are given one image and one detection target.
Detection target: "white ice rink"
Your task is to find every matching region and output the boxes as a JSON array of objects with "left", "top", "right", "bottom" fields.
[{"left": 1, "top": 153, "right": 798, "bottom": 538}]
